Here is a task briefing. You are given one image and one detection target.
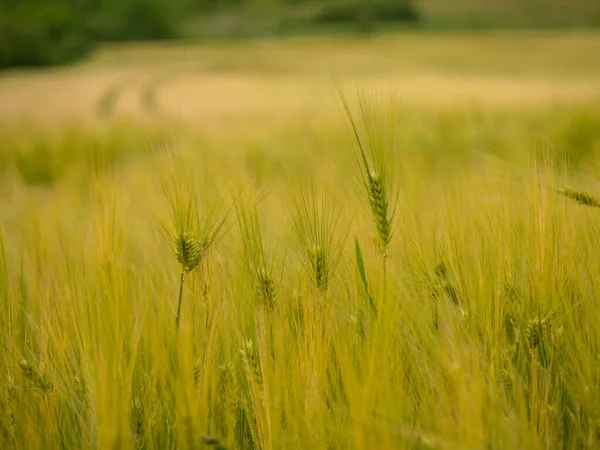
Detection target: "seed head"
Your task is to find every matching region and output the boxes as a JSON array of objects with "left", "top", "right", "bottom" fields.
[
  {"left": 525, "top": 317, "right": 551, "bottom": 350},
  {"left": 240, "top": 339, "right": 262, "bottom": 386},
  {"left": 434, "top": 260, "right": 448, "bottom": 279},
  {"left": 19, "top": 359, "right": 52, "bottom": 392},
  {"left": 558, "top": 188, "right": 600, "bottom": 208},
  {"left": 310, "top": 246, "right": 328, "bottom": 292},
  {"left": 202, "top": 435, "right": 228, "bottom": 450},
  {"left": 500, "top": 369, "right": 513, "bottom": 389},
  {"left": 174, "top": 233, "right": 204, "bottom": 273},
  {"left": 255, "top": 267, "right": 275, "bottom": 311},
  {"left": 368, "top": 171, "right": 392, "bottom": 253}
]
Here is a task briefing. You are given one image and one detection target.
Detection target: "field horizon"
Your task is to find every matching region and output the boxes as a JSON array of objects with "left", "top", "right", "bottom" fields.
[{"left": 1, "top": 31, "right": 600, "bottom": 128}]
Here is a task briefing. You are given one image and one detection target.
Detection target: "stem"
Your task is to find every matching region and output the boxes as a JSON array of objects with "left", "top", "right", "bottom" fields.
[
  {"left": 176, "top": 269, "right": 186, "bottom": 331},
  {"left": 202, "top": 264, "right": 210, "bottom": 335},
  {"left": 382, "top": 252, "right": 387, "bottom": 301}
]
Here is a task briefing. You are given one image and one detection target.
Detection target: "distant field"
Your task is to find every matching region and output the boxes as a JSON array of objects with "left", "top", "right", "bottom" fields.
[{"left": 1, "top": 31, "right": 599, "bottom": 128}]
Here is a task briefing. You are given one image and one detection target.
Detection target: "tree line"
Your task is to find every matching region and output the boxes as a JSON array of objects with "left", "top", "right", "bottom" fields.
[{"left": 0, "top": 0, "right": 419, "bottom": 69}]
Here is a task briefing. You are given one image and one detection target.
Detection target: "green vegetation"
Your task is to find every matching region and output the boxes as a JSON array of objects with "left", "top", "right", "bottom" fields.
[
  {"left": 423, "top": 0, "right": 600, "bottom": 29},
  {"left": 0, "top": 0, "right": 177, "bottom": 68},
  {"left": 4, "top": 0, "right": 600, "bottom": 69},
  {"left": 0, "top": 0, "right": 419, "bottom": 69}
]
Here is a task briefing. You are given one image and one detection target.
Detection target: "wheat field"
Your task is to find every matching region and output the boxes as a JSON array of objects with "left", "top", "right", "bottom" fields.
[{"left": 2, "top": 32, "right": 600, "bottom": 449}]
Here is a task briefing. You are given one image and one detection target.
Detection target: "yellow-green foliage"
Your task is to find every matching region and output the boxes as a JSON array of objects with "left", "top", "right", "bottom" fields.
[{"left": 2, "top": 98, "right": 600, "bottom": 450}]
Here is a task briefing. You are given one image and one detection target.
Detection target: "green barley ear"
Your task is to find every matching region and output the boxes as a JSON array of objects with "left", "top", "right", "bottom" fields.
[
  {"left": 434, "top": 260, "right": 448, "bottom": 279},
  {"left": 19, "top": 358, "right": 52, "bottom": 392},
  {"left": 202, "top": 435, "right": 228, "bottom": 450},
  {"left": 291, "top": 183, "right": 347, "bottom": 295},
  {"left": 309, "top": 246, "right": 326, "bottom": 292},
  {"left": 433, "top": 260, "right": 460, "bottom": 306},
  {"left": 525, "top": 316, "right": 551, "bottom": 351},
  {"left": 174, "top": 232, "right": 202, "bottom": 274},
  {"left": 235, "top": 197, "right": 279, "bottom": 312},
  {"left": 241, "top": 339, "right": 262, "bottom": 387},
  {"left": 336, "top": 83, "right": 400, "bottom": 257},
  {"left": 367, "top": 170, "right": 393, "bottom": 253},
  {"left": 255, "top": 268, "right": 276, "bottom": 311},
  {"left": 159, "top": 147, "right": 233, "bottom": 331},
  {"left": 557, "top": 188, "right": 600, "bottom": 208}
]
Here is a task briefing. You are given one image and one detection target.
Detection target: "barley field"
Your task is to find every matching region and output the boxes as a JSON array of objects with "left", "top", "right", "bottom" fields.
[{"left": 2, "top": 32, "right": 600, "bottom": 449}]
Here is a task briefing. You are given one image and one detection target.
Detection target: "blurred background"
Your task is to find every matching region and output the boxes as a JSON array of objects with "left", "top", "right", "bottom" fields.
[
  {"left": 1, "top": 1, "right": 600, "bottom": 127},
  {"left": 2, "top": 0, "right": 600, "bottom": 70}
]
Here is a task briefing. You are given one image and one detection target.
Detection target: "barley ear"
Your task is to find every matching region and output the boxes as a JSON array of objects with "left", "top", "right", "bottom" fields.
[
  {"left": 336, "top": 84, "right": 399, "bottom": 258},
  {"left": 368, "top": 171, "right": 393, "bottom": 253},
  {"left": 202, "top": 435, "right": 228, "bottom": 450},
  {"left": 235, "top": 197, "right": 278, "bottom": 311},
  {"left": 19, "top": 358, "right": 52, "bottom": 392},
  {"left": 174, "top": 233, "right": 203, "bottom": 274},
  {"left": 291, "top": 183, "right": 347, "bottom": 295},
  {"left": 557, "top": 188, "right": 600, "bottom": 208},
  {"left": 241, "top": 339, "right": 262, "bottom": 387}
]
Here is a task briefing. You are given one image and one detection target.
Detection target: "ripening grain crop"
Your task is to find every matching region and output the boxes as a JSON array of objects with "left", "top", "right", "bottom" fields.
[{"left": 2, "top": 34, "right": 600, "bottom": 450}]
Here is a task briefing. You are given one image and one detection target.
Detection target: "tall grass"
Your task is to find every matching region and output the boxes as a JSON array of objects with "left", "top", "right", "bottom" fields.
[{"left": 1, "top": 99, "right": 600, "bottom": 449}]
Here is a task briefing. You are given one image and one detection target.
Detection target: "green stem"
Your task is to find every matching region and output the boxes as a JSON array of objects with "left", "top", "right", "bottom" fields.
[
  {"left": 382, "top": 252, "right": 387, "bottom": 302},
  {"left": 176, "top": 269, "right": 186, "bottom": 331}
]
